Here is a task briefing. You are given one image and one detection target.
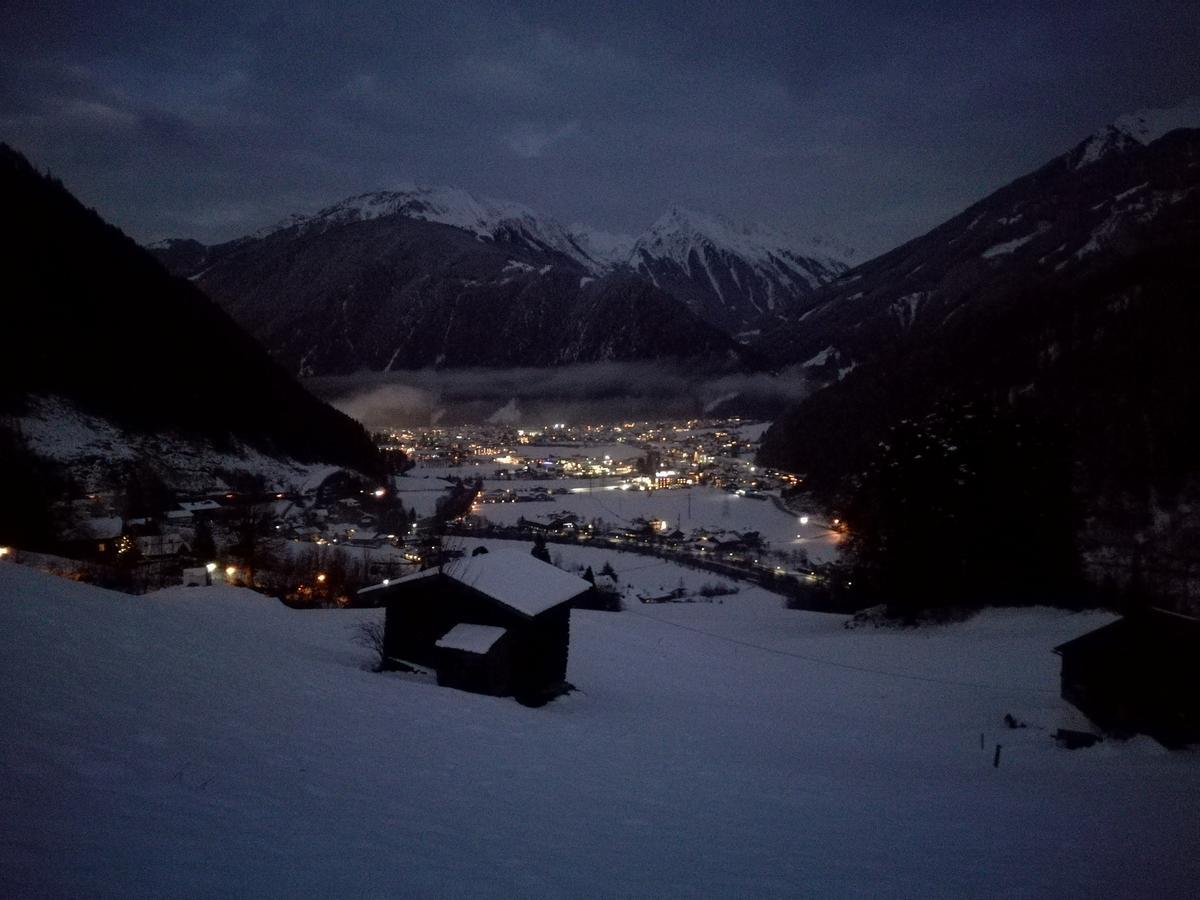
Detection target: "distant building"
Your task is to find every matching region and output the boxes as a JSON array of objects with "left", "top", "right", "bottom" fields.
[
  {"left": 1054, "top": 608, "right": 1200, "bottom": 748},
  {"left": 58, "top": 517, "right": 124, "bottom": 561},
  {"left": 135, "top": 532, "right": 188, "bottom": 558},
  {"left": 359, "top": 549, "right": 590, "bottom": 703}
]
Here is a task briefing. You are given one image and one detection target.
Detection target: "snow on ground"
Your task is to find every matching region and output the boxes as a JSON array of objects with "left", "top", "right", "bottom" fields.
[
  {"left": 475, "top": 484, "right": 840, "bottom": 563},
  {"left": 17, "top": 395, "right": 348, "bottom": 494},
  {"left": 391, "top": 476, "right": 455, "bottom": 518},
  {"left": 3, "top": 557, "right": 1197, "bottom": 896}
]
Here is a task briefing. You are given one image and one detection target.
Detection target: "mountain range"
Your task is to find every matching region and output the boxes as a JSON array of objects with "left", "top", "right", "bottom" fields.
[{"left": 152, "top": 189, "right": 849, "bottom": 375}]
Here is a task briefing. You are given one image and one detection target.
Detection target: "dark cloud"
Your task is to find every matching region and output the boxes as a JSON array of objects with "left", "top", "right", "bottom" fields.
[{"left": 3, "top": 1, "right": 1198, "bottom": 257}]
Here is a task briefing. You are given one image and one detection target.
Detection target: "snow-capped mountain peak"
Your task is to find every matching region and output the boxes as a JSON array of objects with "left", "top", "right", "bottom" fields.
[
  {"left": 1074, "top": 97, "right": 1200, "bottom": 168},
  {"left": 626, "top": 204, "right": 852, "bottom": 330},
  {"left": 635, "top": 204, "right": 852, "bottom": 270},
  {"left": 260, "top": 184, "right": 606, "bottom": 272}
]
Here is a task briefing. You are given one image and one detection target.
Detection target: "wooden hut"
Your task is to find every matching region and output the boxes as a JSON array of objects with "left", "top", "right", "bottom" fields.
[
  {"left": 358, "top": 549, "right": 590, "bottom": 702},
  {"left": 435, "top": 624, "right": 512, "bottom": 696},
  {"left": 1053, "top": 608, "right": 1200, "bottom": 748}
]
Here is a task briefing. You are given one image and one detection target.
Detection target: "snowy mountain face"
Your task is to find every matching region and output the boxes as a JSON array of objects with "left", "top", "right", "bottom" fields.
[
  {"left": 261, "top": 186, "right": 607, "bottom": 274},
  {"left": 157, "top": 176, "right": 853, "bottom": 343},
  {"left": 151, "top": 209, "right": 762, "bottom": 377},
  {"left": 1071, "top": 97, "right": 1200, "bottom": 169},
  {"left": 758, "top": 108, "right": 1200, "bottom": 376},
  {"left": 757, "top": 114, "right": 1200, "bottom": 594},
  {"left": 628, "top": 205, "right": 851, "bottom": 333}
]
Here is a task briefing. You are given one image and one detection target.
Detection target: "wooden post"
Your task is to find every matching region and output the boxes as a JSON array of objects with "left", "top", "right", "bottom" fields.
[{"left": 993, "top": 744, "right": 1002, "bottom": 768}]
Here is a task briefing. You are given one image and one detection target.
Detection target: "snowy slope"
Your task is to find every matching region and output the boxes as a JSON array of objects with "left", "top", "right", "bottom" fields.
[
  {"left": 15, "top": 395, "right": 346, "bottom": 495},
  {"left": 628, "top": 205, "right": 851, "bottom": 330},
  {"left": 634, "top": 205, "right": 852, "bottom": 276},
  {"left": 1073, "top": 97, "right": 1200, "bottom": 168},
  {"left": 261, "top": 185, "right": 605, "bottom": 272},
  {"left": 3, "top": 559, "right": 1198, "bottom": 896}
]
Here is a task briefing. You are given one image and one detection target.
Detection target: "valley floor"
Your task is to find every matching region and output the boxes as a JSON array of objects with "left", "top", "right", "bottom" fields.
[{"left": 2, "top": 552, "right": 1197, "bottom": 897}]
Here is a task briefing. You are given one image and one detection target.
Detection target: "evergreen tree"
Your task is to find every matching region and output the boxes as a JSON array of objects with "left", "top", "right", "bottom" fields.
[{"left": 192, "top": 519, "right": 216, "bottom": 561}]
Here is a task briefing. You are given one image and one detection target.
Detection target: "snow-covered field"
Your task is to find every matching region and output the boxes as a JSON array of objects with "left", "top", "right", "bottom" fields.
[
  {"left": 471, "top": 484, "right": 840, "bottom": 563},
  {"left": 2, "top": 554, "right": 1197, "bottom": 897}
]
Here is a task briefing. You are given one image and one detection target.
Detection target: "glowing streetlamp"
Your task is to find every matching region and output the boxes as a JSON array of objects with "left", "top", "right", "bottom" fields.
[{"left": 316, "top": 573, "right": 327, "bottom": 584}]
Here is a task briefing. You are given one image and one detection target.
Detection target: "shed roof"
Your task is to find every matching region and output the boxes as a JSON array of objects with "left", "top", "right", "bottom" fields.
[
  {"left": 359, "top": 548, "right": 590, "bottom": 617},
  {"left": 435, "top": 623, "right": 508, "bottom": 654},
  {"left": 1054, "top": 608, "right": 1200, "bottom": 656}
]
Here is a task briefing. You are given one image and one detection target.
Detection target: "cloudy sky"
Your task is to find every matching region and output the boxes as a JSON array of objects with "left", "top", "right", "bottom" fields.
[{"left": 3, "top": 1, "right": 1198, "bottom": 258}]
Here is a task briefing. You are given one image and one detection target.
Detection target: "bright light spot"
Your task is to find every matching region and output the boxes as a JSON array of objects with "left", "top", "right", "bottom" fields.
[
  {"left": 225, "top": 566, "right": 236, "bottom": 577},
  {"left": 205, "top": 562, "right": 217, "bottom": 573},
  {"left": 382, "top": 579, "right": 390, "bottom": 586},
  {"left": 316, "top": 573, "right": 327, "bottom": 583},
  {"left": 832, "top": 518, "right": 840, "bottom": 526},
  {"left": 799, "top": 515, "right": 809, "bottom": 526},
  {"left": 373, "top": 488, "right": 386, "bottom": 498},
  {"left": 0, "top": 546, "right": 9, "bottom": 558}
]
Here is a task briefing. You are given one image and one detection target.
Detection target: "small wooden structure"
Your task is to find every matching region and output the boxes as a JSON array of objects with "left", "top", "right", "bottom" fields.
[
  {"left": 359, "top": 549, "right": 590, "bottom": 702},
  {"left": 1054, "top": 608, "right": 1200, "bottom": 748},
  {"left": 435, "top": 624, "right": 512, "bottom": 696}
]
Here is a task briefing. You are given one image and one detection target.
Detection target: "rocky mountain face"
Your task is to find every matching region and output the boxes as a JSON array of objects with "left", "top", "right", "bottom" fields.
[
  {"left": 628, "top": 205, "right": 850, "bottom": 334},
  {"left": 155, "top": 207, "right": 760, "bottom": 377},
  {"left": 756, "top": 111, "right": 1200, "bottom": 608},
  {"left": 0, "top": 143, "right": 383, "bottom": 478},
  {"left": 756, "top": 112, "right": 1200, "bottom": 381},
  {"left": 153, "top": 186, "right": 847, "bottom": 365}
]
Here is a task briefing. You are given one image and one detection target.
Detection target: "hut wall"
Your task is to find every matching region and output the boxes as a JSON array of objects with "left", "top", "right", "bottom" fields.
[{"left": 436, "top": 639, "right": 512, "bottom": 696}]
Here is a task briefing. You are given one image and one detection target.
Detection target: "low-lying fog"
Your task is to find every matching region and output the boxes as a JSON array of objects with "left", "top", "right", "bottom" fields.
[{"left": 307, "top": 362, "right": 813, "bottom": 428}]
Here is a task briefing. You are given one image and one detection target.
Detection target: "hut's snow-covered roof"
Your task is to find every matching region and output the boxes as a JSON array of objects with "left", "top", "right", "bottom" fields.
[
  {"left": 359, "top": 548, "right": 590, "bottom": 617},
  {"left": 435, "top": 623, "right": 508, "bottom": 654}
]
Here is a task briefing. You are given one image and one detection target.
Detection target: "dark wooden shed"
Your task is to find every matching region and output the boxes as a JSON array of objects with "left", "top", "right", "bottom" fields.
[
  {"left": 435, "top": 624, "right": 511, "bottom": 696},
  {"left": 358, "top": 548, "right": 590, "bottom": 702},
  {"left": 1054, "top": 608, "right": 1200, "bottom": 748}
]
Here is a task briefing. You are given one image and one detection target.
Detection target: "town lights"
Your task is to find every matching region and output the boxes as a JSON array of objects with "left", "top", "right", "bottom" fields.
[
  {"left": 205, "top": 562, "right": 217, "bottom": 573},
  {"left": 225, "top": 565, "right": 237, "bottom": 578},
  {"left": 799, "top": 516, "right": 809, "bottom": 526},
  {"left": 373, "top": 488, "right": 386, "bottom": 498},
  {"left": 0, "top": 546, "right": 10, "bottom": 558},
  {"left": 316, "top": 573, "right": 327, "bottom": 583}
]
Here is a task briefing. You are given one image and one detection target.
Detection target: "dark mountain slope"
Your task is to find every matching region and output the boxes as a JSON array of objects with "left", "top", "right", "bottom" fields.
[
  {"left": 0, "top": 143, "right": 382, "bottom": 477},
  {"left": 757, "top": 127, "right": 1200, "bottom": 607},
  {"left": 156, "top": 212, "right": 761, "bottom": 376}
]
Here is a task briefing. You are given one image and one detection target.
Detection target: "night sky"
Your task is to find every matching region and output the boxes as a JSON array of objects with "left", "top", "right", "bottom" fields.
[{"left": 3, "top": 1, "right": 1198, "bottom": 258}]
